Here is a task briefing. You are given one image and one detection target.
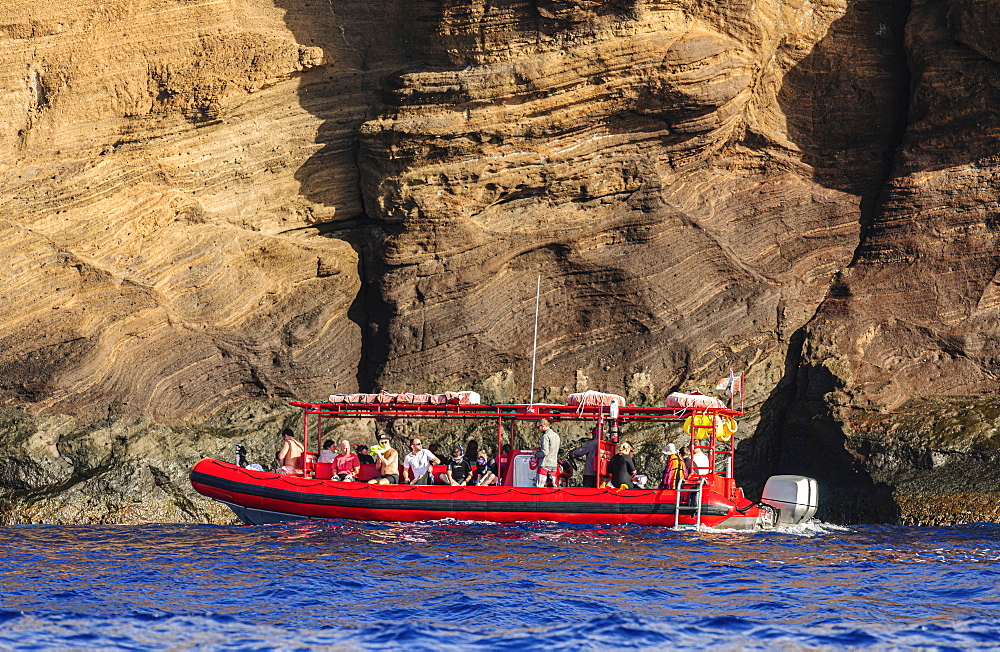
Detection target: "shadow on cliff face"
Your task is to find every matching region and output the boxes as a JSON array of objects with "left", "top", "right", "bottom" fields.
[
  {"left": 737, "top": 327, "right": 900, "bottom": 524},
  {"left": 272, "top": 0, "right": 649, "bottom": 392},
  {"left": 776, "top": 0, "right": 911, "bottom": 240},
  {"left": 744, "top": 0, "right": 913, "bottom": 523},
  {"left": 269, "top": 0, "right": 406, "bottom": 391}
]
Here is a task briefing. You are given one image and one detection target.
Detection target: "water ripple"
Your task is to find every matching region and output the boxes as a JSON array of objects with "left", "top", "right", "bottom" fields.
[{"left": 1, "top": 522, "right": 1000, "bottom": 648}]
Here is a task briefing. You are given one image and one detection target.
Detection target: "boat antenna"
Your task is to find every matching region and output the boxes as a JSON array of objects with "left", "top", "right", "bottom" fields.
[{"left": 529, "top": 274, "right": 541, "bottom": 407}]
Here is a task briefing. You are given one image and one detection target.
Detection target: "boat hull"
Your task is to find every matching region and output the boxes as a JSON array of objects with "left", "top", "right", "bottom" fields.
[{"left": 191, "top": 459, "right": 767, "bottom": 529}]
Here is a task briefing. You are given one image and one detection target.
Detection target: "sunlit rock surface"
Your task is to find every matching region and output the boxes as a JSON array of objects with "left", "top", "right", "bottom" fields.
[{"left": 0, "top": 0, "right": 997, "bottom": 524}]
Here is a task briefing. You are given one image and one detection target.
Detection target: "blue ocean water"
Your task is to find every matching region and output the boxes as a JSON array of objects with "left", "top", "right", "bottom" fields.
[{"left": 1, "top": 520, "right": 999, "bottom": 650}]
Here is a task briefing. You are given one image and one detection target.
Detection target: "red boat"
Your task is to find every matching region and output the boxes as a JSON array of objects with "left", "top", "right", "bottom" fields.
[{"left": 190, "top": 390, "right": 818, "bottom": 529}]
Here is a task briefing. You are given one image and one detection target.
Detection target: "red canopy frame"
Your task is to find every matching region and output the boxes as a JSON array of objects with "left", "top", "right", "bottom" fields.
[{"left": 291, "top": 400, "right": 745, "bottom": 494}]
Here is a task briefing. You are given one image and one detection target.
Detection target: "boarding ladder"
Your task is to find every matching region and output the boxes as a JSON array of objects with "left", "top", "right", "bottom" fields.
[{"left": 673, "top": 477, "right": 706, "bottom": 530}]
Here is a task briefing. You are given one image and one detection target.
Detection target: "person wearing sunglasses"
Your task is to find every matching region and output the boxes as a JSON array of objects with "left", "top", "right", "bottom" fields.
[
  {"left": 404, "top": 437, "right": 440, "bottom": 485},
  {"left": 368, "top": 435, "right": 399, "bottom": 485}
]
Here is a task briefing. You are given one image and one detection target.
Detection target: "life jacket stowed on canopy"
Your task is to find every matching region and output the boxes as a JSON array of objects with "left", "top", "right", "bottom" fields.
[
  {"left": 682, "top": 413, "right": 737, "bottom": 440},
  {"left": 717, "top": 416, "right": 737, "bottom": 441},
  {"left": 683, "top": 413, "right": 717, "bottom": 439}
]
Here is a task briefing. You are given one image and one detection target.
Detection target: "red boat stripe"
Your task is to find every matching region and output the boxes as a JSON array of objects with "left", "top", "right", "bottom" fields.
[{"left": 190, "top": 470, "right": 729, "bottom": 517}]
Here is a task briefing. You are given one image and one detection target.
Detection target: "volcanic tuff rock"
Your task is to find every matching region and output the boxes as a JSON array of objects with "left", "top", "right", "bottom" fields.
[{"left": 0, "top": 0, "right": 997, "bottom": 524}]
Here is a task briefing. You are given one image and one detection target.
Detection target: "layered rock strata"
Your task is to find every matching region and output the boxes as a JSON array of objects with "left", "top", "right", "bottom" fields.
[
  {"left": 0, "top": 0, "right": 998, "bottom": 524},
  {"left": 758, "top": 0, "right": 1000, "bottom": 523}
]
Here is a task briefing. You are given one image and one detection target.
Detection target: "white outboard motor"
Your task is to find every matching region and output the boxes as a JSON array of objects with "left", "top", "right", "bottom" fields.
[{"left": 761, "top": 475, "right": 818, "bottom": 525}]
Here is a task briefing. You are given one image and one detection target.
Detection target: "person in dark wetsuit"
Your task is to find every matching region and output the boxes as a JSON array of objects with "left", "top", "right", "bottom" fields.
[
  {"left": 464, "top": 440, "right": 479, "bottom": 466},
  {"left": 474, "top": 451, "right": 498, "bottom": 486},
  {"left": 608, "top": 441, "right": 636, "bottom": 489},
  {"left": 355, "top": 444, "right": 375, "bottom": 465},
  {"left": 443, "top": 448, "right": 473, "bottom": 486}
]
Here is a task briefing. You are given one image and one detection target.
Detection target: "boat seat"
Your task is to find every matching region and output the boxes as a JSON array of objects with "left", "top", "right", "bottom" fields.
[
  {"left": 300, "top": 451, "right": 317, "bottom": 474},
  {"left": 315, "top": 462, "right": 335, "bottom": 480},
  {"left": 354, "top": 464, "right": 379, "bottom": 482}
]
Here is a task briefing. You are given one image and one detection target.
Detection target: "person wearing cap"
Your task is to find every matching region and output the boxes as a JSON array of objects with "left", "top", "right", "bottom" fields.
[
  {"left": 368, "top": 435, "right": 399, "bottom": 484},
  {"left": 534, "top": 418, "right": 561, "bottom": 488},
  {"left": 276, "top": 428, "right": 304, "bottom": 474},
  {"left": 571, "top": 427, "right": 600, "bottom": 488},
  {"left": 659, "top": 443, "right": 685, "bottom": 490}
]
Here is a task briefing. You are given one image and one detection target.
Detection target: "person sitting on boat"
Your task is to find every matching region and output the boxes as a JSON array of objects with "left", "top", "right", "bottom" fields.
[
  {"left": 474, "top": 451, "right": 498, "bottom": 486},
  {"left": 318, "top": 440, "right": 337, "bottom": 464},
  {"left": 276, "top": 428, "right": 304, "bottom": 474},
  {"left": 368, "top": 435, "right": 399, "bottom": 485},
  {"left": 570, "top": 427, "right": 600, "bottom": 488},
  {"left": 658, "top": 443, "right": 685, "bottom": 490},
  {"left": 464, "top": 439, "right": 480, "bottom": 468},
  {"left": 356, "top": 444, "right": 375, "bottom": 465},
  {"left": 535, "top": 418, "right": 561, "bottom": 488},
  {"left": 607, "top": 441, "right": 636, "bottom": 489},
  {"left": 333, "top": 440, "right": 361, "bottom": 481},
  {"left": 442, "top": 447, "right": 473, "bottom": 486},
  {"left": 404, "top": 437, "right": 440, "bottom": 485}
]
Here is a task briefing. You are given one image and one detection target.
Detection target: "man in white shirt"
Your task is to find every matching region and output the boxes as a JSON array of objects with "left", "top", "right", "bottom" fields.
[
  {"left": 535, "top": 419, "right": 561, "bottom": 487},
  {"left": 403, "top": 438, "right": 440, "bottom": 485},
  {"left": 317, "top": 440, "right": 337, "bottom": 464}
]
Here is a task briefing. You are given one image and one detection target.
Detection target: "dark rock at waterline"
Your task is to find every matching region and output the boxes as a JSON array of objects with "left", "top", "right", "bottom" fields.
[{"left": 2, "top": 0, "right": 1000, "bottom": 524}]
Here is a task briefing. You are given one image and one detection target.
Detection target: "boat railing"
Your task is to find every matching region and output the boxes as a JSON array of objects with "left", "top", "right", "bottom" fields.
[{"left": 673, "top": 476, "right": 706, "bottom": 530}]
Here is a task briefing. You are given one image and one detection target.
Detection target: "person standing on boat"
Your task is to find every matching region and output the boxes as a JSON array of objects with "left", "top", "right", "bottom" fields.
[
  {"left": 333, "top": 440, "right": 361, "bottom": 481},
  {"left": 690, "top": 445, "right": 710, "bottom": 477},
  {"left": 368, "top": 435, "right": 399, "bottom": 484},
  {"left": 571, "top": 427, "right": 600, "bottom": 488},
  {"left": 658, "top": 443, "right": 685, "bottom": 490},
  {"left": 276, "top": 428, "right": 304, "bottom": 474},
  {"left": 535, "top": 419, "right": 561, "bottom": 488},
  {"left": 404, "top": 438, "right": 440, "bottom": 485},
  {"left": 608, "top": 441, "right": 636, "bottom": 489}
]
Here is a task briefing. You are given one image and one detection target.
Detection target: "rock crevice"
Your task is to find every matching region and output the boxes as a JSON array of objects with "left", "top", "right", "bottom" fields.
[{"left": 2, "top": 0, "right": 999, "bottom": 524}]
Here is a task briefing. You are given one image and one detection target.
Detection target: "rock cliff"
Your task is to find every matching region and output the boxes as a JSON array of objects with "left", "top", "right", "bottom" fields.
[{"left": 1, "top": 0, "right": 997, "bottom": 525}]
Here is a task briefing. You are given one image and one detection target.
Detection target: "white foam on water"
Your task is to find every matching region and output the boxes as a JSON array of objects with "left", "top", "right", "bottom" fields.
[{"left": 773, "top": 519, "right": 852, "bottom": 536}]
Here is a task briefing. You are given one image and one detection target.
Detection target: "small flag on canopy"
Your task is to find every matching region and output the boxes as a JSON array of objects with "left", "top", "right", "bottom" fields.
[{"left": 715, "top": 370, "right": 744, "bottom": 397}]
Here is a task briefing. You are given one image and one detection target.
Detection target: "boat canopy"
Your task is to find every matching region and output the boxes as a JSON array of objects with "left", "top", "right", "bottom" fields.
[
  {"left": 290, "top": 400, "right": 742, "bottom": 422},
  {"left": 292, "top": 390, "right": 744, "bottom": 496}
]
